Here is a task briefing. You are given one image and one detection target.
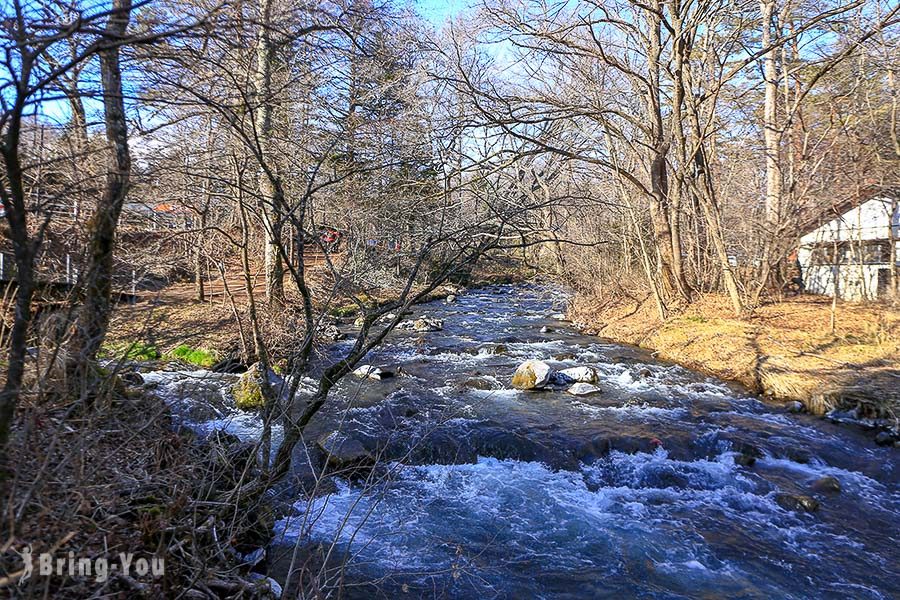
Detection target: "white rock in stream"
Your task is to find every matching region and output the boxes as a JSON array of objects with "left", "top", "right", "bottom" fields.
[
  {"left": 352, "top": 365, "right": 392, "bottom": 380},
  {"left": 567, "top": 382, "right": 602, "bottom": 396},
  {"left": 413, "top": 317, "right": 444, "bottom": 332},
  {"left": 511, "top": 360, "right": 553, "bottom": 390},
  {"left": 559, "top": 366, "right": 598, "bottom": 384}
]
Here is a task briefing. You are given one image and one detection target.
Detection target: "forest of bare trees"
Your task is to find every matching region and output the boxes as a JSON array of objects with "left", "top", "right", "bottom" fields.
[{"left": 1, "top": 0, "right": 899, "bottom": 595}]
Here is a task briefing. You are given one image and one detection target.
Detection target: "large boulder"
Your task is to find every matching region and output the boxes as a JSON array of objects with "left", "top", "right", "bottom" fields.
[
  {"left": 413, "top": 317, "right": 444, "bottom": 332},
  {"left": 511, "top": 360, "right": 553, "bottom": 390},
  {"left": 567, "top": 383, "right": 602, "bottom": 396},
  {"left": 559, "top": 366, "right": 598, "bottom": 384}
]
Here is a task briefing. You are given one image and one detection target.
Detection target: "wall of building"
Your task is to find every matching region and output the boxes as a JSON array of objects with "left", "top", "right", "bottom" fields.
[
  {"left": 797, "top": 261, "right": 889, "bottom": 300},
  {"left": 798, "top": 197, "right": 898, "bottom": 300}
]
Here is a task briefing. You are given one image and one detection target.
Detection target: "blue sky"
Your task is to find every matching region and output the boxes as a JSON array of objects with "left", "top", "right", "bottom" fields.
[{"left": 415, "top": 0, "right": 470, "bottom": 26}]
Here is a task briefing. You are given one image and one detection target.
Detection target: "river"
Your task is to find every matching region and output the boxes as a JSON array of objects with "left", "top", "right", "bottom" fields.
[{"left": 145, "top": 285, "right": 899, "bottom": 599}]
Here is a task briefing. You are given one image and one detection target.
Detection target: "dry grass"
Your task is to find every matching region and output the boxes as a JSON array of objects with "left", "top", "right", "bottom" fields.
[
  {"left": 1, "top": 376, "right": 279, "bottom": 596},
  {"left": 103, "top": 259, "right": 513, "bottom": 361},
  {"left": 570, "top": 292, "right": 900, "bottom": 421}
]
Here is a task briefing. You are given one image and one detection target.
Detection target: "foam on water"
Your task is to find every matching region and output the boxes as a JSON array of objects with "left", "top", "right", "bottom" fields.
[{"left": 273, "top": 450, "right": 895, "bottom": 597}]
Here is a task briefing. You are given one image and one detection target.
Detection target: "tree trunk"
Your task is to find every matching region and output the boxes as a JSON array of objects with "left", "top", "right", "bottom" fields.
[
  {"left": 66, "top": 0, "right": 132, "bottom": 393},
  {"left": 645, "top": 2, "right": 690, "bottom": 302},
  {"left": 253, "top": 0, "right": 285, "bottom": 305},
  {"left": 761, "top": 0, "right": 782, "bottom": 227},
  {"left": 0, "top": 145, "right": 37, "bottom": 468}
]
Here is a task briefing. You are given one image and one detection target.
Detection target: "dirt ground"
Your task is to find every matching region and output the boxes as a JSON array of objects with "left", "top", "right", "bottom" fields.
[{"left": 569, "top": 292, "right": 900, "bottom": 422}]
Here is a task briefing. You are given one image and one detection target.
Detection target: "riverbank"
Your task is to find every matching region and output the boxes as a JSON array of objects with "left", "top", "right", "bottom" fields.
[
  {"left": 2, "top": 379, "right": 280, "bottom": 595},
  {"left": 569, "top": 292, "right": 900, "bottom": 427},
  {"left": 104, "top": 260, "right": 526, "bottom": 365}
]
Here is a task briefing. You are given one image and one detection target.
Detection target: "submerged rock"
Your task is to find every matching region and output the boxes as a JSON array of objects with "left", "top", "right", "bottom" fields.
[
  {"left": 566, "top": 383, "right": 602, "bottom": 396},
  {"left": 511, "top": 360, "right": 553, "bottom": 390},
  {"left": 317, "top": 432, "right": 372, "bottom": 469},
  {"left": 559, "top": 366, "right": 598, "bottom": 384},
  {"left": 540, "top": 326, "right": 553, "bottom": 334},
  {"left": 463, "top": 376, "right": 501, "bottom": 391},
  {"left": 811, "top": 476, "right": 841, "bottom": 494},
  {"left": 775, "top": 493, "right": 820, "bottom": 513},
  {"left": 733, "top": 453, "right": 756, "bottom": 467},
  {"left": 471, "top": 343, "right": 507, "bottom": 356},
  {"left": 413, "top": 317, "right": 444, "bottom": 332},
  {"left": 875, "top": 430, "right": 896, "bottom": 446}
]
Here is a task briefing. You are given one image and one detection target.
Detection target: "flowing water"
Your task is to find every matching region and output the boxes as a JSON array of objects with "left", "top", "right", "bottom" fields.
[{"left": 147, "top": 285, "right": 899, "bottom": 599}]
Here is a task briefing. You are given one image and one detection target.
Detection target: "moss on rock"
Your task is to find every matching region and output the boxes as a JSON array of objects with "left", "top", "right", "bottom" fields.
[{"left": 231, "top": 363, "right": 267, "bottom": 410}]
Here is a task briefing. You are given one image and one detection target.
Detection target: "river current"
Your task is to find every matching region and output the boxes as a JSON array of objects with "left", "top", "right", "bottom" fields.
[{"left": 145, "top": 285, "right": 899, "bottom": 599}]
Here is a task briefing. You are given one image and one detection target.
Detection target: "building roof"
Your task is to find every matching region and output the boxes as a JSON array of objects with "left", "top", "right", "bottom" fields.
[{"left": 798, "top": 187, "right": 899, "bottom": 238}]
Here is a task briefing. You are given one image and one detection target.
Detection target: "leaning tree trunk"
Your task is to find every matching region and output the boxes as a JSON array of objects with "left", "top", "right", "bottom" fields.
[{"left": 67, "top": 0, "right": 132, "bottom": 394}]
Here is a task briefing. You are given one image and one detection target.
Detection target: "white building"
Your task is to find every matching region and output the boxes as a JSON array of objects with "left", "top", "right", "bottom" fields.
[{"left": 797, "top": 195, "right": 899, "bottom": 300}]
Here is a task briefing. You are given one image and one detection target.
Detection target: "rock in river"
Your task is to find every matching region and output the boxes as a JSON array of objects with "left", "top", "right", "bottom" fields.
[
  {"left": 463, "top": 376, "right": 501, "bottom": 391},
  {"left": 811, "top": 476, "right": 841, "bottom": 494},
  {"left": 231, "top": 362, "right": 279, "bottom": 410},
  {"left": 318, "top": 323, "right": 345, "bottom": 341},
  {"left": 786, "top": 400, "right": 805, "bottom": 413},
  {"left": 775, "top": 493, "right": 820, "bottom": 513},
  {"left": 317, "top": 432, "right": 372, "bottom": 469},
  {"left": 352, "top": 365, "right": 393, "bottom": 380},
  {"left": 414, "top": 317, "right": 444, "bottom": 332},
  {"left": 511, "top": 360, "right": 553, "bottom": 390},
  {"left": 875, "top": 430, "right": 896, "bottom": 446},
  {"left": 559, "top": 366, "right": 598, "bottom": 384},
  {"left": 567, "top": 383, "right": 602, "bottom": 396}
]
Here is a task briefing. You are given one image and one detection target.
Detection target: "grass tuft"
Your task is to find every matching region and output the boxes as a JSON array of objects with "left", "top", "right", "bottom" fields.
[
  {"left": 169, "top": 344, "right": 218, "bottom": 368},
  {"left": 101, "top": 340, "right": 160, "bottom": 361}
]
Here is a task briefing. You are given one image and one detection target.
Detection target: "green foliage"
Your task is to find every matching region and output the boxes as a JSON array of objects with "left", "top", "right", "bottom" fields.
[
  {"left": 683, "top": 315, "right": 708, "bottom": 324},
  {"left": 168, "top": 344, "right": 218, "bottom": 368},
  {"left": 101, "top": 340, "right": 160, "bottom": 361}
]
